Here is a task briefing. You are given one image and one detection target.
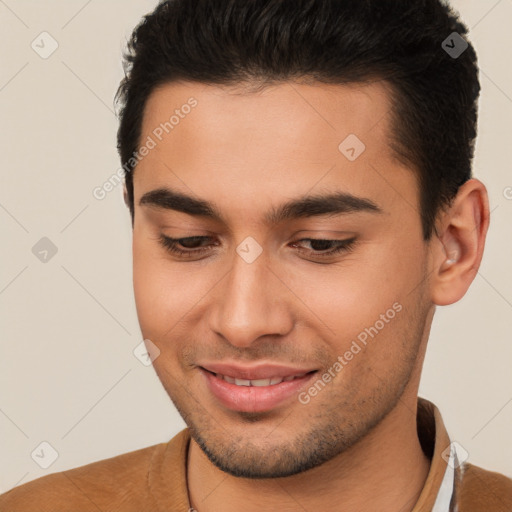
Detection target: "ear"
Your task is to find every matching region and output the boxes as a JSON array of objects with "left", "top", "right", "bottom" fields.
[
  {"left": 123, "top": 182, "right": 130, "bottom": 209},
  {"left": 430, "top": 178, "right": 490, "bottom": 306}
]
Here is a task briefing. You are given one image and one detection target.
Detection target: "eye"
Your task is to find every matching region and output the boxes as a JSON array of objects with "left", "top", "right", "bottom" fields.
[
  {"left": 290, "top": 237, "right": 357, "bottom": 259},
  {"left": 158, "top": 235, "right": 217, "bottom": 259}
]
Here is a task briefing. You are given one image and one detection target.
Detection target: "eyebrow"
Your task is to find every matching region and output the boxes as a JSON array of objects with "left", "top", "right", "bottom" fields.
[{"left": 139, "top": 187, "right": 382, "bottom": 225}]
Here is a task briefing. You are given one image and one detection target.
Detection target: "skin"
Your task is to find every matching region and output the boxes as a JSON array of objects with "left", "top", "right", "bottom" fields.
[{"left": 130, "top": 79, "right": 489, "bottom": 512}]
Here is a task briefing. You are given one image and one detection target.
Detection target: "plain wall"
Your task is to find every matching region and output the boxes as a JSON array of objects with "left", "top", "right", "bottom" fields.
[{"left": 0, "top": 0, "right": 511, "bottom": 491}]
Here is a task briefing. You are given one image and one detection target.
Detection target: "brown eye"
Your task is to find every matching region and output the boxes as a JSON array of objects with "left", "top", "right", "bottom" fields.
[
  {"left": 290, "top": 237, "right": 357, "bottom": 259},
  {"left": 159, "top": 235, "right": 216, "bottom": 258}
]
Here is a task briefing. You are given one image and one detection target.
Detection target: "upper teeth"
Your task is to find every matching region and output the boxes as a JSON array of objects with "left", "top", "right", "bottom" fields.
[{"left": 217, "top": 373, "right": 307, "bottom": 386}]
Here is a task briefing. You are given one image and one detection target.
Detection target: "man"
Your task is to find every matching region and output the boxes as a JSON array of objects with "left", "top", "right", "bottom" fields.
[{"left": 1, "top": 0, "right": 511, "bottom": 510}]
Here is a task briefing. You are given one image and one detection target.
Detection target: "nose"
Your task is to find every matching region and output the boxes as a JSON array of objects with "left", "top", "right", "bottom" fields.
[{"left": 207, "top": 248, "right": 294, "bottom": 348}]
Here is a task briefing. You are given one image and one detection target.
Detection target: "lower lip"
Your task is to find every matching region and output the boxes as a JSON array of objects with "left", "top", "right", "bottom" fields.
[{"left": 200, "top": 368, "right": 317, "bottom": 413}]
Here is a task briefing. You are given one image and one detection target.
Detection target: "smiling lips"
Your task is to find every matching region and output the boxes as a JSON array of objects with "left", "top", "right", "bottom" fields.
[{"left": 199, "top": 362, "right": 318, "bottom": 413}]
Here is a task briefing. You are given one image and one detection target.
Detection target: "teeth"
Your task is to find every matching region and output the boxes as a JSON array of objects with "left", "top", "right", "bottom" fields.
[
  {"left": 216, "top": 373, "right": 308, "bottom": 386},
  {"left": 251, "top": 378, "right": 273, "bottom": 386}
]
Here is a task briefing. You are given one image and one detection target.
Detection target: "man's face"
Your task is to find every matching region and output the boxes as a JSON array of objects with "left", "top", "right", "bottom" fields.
[{"left": 132, "top": 80, "right": 433, "bottom": 478}]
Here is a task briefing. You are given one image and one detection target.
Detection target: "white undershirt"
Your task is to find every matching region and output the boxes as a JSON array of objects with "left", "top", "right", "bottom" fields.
[{"left": 432, "top": 442, "right": 460, "bottom": 512}]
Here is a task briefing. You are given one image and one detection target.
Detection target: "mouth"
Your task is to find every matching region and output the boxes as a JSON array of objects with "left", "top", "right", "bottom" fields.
[
  {"left": 198, "top": 364, "right": 318, "bottom": 413},
  {"left": 211, "top": 372, "right": 311, "bottom": 387}
]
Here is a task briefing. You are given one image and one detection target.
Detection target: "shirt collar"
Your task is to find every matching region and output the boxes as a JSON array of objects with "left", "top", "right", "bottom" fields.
[{"left": 412, "top": 397, "right": 460, "bottom": 512}]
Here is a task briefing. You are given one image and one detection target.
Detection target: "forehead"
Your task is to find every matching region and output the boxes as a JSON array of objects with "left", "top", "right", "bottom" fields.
[
  {"left": 134, "top": 79, "right": 416, "bottom": 224},
  {"left": 140, "top": 79, "right": 395, "bottom": 157}
]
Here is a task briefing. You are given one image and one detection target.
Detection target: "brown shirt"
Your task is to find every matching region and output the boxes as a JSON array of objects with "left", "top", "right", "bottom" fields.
[{"left": 1, "top": 398, "right": 511, "bottom": 511}]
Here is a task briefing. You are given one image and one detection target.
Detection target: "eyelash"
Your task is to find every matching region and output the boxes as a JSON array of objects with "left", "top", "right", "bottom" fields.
[{"left": 158, "top": 235, "right": 357, "bottom": 261}]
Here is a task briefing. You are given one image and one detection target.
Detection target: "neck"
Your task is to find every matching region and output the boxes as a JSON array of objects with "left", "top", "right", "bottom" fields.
[{"left": 187, "top": 394, "right": 431, "bottom": 512}]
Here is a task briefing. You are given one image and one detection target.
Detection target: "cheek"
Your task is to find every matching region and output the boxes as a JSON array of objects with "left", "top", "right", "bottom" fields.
[
  {"left": 281, "top": 240, "right": 423, "bottom": 346},
  {"left": 133, "top": 234, "right": 176, "bottom": 337},
  {"left": 132, "top": 234, "right": 214, "bottom": 340}
]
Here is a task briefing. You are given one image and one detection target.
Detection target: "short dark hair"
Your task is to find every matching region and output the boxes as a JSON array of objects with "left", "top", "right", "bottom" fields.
[{"left": 115, "top": 0, "right": 480, "bottom": 239}]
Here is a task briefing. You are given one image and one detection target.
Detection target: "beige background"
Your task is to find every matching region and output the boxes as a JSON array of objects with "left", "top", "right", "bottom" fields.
[{"left": 0, "top": 0, "right": 511, "bottom": 491}]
